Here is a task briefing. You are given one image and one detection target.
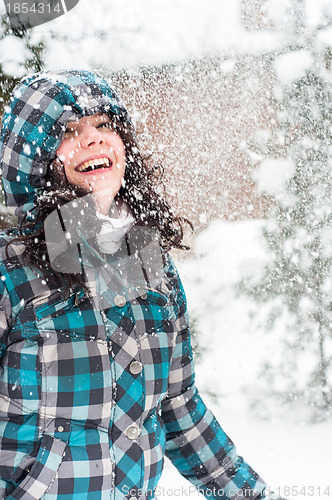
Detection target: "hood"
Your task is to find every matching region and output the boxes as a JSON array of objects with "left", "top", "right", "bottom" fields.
[{"left": 0, "top": 69, "right": 132, "bottom": 223}]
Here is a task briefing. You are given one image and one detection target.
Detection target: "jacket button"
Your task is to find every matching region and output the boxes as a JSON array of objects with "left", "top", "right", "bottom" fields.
[
  {"left": 136, "top": 287, "right": 147, "bottom": 300},
  {"left": 114, "top": 295, "right": 126, "bottom": 307},
  {"left": 126, "top": 424, "right": 140, "bottom": 440},
  {"left": 129, "top": 361, "right": 142, "bottom": 375},
  {"left": 57, "top": 425, "right": 64, "bottom": 432},
  {"left": 75, "top": 292, "right": 80, "bottom": 306}
]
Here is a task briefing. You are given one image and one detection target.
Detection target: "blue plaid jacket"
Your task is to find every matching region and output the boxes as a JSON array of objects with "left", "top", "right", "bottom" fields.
[
  {"left": 0, "top": 234, "right": 266, "bottom": 500},
  {"left": 0, "top": 70, "right": 267, "bottom": 499}
]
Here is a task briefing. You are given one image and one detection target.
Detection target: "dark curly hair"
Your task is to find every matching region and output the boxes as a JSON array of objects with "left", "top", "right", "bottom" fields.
[{"left": 6, "top": 116, "right": 192, "bottom": 294}]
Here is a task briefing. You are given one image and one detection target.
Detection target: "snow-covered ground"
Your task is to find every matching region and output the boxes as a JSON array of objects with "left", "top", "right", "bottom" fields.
[{"left": 159, "top": 219, "right": 331, "bottom": 499}]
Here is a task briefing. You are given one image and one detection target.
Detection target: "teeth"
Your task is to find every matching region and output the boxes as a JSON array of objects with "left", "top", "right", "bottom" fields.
[{"left": 76, "top": 157, "right": 110, "bottom": 172}]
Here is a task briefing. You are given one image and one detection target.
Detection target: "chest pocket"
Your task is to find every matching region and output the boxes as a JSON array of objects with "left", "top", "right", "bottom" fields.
[
  {"left": 32, "top": 290, "right": 99, "bottom": 339},
  {"left": 35, "top": 290, "right": 85, "bottom": 322},
  {"left": 133, "top": 285, "right": 176, "bottom": 335}
]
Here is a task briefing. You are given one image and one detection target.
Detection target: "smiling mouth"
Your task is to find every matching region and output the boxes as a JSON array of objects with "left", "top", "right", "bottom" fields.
[{"left": 75, "top": 157, "right": 112, "bottom": 173}]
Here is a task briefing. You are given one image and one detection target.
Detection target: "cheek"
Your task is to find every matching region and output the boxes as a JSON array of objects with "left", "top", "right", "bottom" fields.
[
  {"left": 118, "top": 146, "right": 126, "bottom": 173},
  {"left": 56, "top": 140, "right": 77, "bottom": 165},
  {"left": 117, "top": 163, "right": 126, "bottom": 180},
  {"left": 117, "top": 155, "right": 126, "bottom": 178},
  {"left": 108, "top": 135, "right": 125, "bottom": 159}
]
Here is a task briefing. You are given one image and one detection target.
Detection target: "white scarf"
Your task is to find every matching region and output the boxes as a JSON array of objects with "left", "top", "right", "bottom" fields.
[{"left": 96, "top": 200, "right": 135, "bottom": 254}]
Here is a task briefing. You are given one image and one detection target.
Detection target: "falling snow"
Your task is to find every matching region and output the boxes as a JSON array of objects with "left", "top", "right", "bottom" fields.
[{"left": 0, "top": 0, "right": 331, "bottom": 497}]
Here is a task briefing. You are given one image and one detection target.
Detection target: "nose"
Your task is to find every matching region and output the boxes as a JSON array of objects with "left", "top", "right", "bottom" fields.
[{"left": 80, "top": 124, "right": 104, "bottom": 148}]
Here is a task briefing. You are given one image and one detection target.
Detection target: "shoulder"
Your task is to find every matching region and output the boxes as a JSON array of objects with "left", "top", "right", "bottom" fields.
[
  {"left": 163, "top": 252, "right": 188, "bottom": 310},
  {"left": 0, "top": 230, "right": 35, "bottom": 309},
  {"left": 163, "top": 252, "right": 184, "bottom": 287},
  {"left": 0, "top": 230, "right": 27, "bottom": 270},
  {"left": 0, "top": 229, "right": 16, "bottom": 249}
]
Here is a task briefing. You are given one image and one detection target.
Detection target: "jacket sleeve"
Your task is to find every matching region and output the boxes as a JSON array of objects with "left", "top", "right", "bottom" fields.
[
  {"left": 0, "top": 272, "right": 13, "bottom": 497},
  {"left": 161, "top": 256, "right": 267, "bottom": 500},
  {"left": 0, "top": 274, "right": 11, "bottom": 361}
]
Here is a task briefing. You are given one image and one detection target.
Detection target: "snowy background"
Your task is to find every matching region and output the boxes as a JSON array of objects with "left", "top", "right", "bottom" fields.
[
  {"left": 0, "top": 0, "right": 307, "bottom": 74},
  {"left": 163, "top": 221, "right": 332, "bottom": 499},
  {"left": 0, "top": 0, "right": 331, "bottom": 75},
  {"left": 1, "top": 0, "right": 332, "bottom": 497}
]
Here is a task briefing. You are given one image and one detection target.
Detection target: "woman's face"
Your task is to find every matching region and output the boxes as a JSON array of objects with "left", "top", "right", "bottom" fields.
[{"left": 56, "top": 113, "right": 126, "bottom": 214}]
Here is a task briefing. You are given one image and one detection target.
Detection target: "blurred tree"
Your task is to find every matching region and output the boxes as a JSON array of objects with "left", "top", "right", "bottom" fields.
[
  {"left": 242, "top": 2, "right": 332, "bottom": 420},
  {"left": 0, "top": 12, "right": 45, "bottom": 225},
  {"left": 0, "top": 13, "right": 45, "bottom": 112}
]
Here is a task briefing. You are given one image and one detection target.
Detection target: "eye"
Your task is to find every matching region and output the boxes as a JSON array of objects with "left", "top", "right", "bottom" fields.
[{"left": 96, "top": 121, "right": 112, "bottom": 129}]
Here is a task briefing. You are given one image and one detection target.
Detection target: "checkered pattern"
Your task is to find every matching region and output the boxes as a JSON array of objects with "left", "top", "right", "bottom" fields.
[
  {"left": 0, "top": 70, "right": 267, "bottom": 499},
  {"left": 0, "top": 70, "right": 131, "bottom": 223},
  {"left": 5, "top": 434, "right": 67, "bottom": 500},
  {"left": 0, "top": 234, "right": 267, "bottom": 499}
]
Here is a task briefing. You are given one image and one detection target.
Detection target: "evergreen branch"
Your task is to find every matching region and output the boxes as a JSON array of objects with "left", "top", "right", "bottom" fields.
[{"left": 315, "top": 16, "right": 332, "bottom": 32}]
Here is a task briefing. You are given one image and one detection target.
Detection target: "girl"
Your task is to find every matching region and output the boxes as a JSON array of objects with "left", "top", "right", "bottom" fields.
[{"left": 0, "top": 70, "right": 281, "bottom": 500}]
